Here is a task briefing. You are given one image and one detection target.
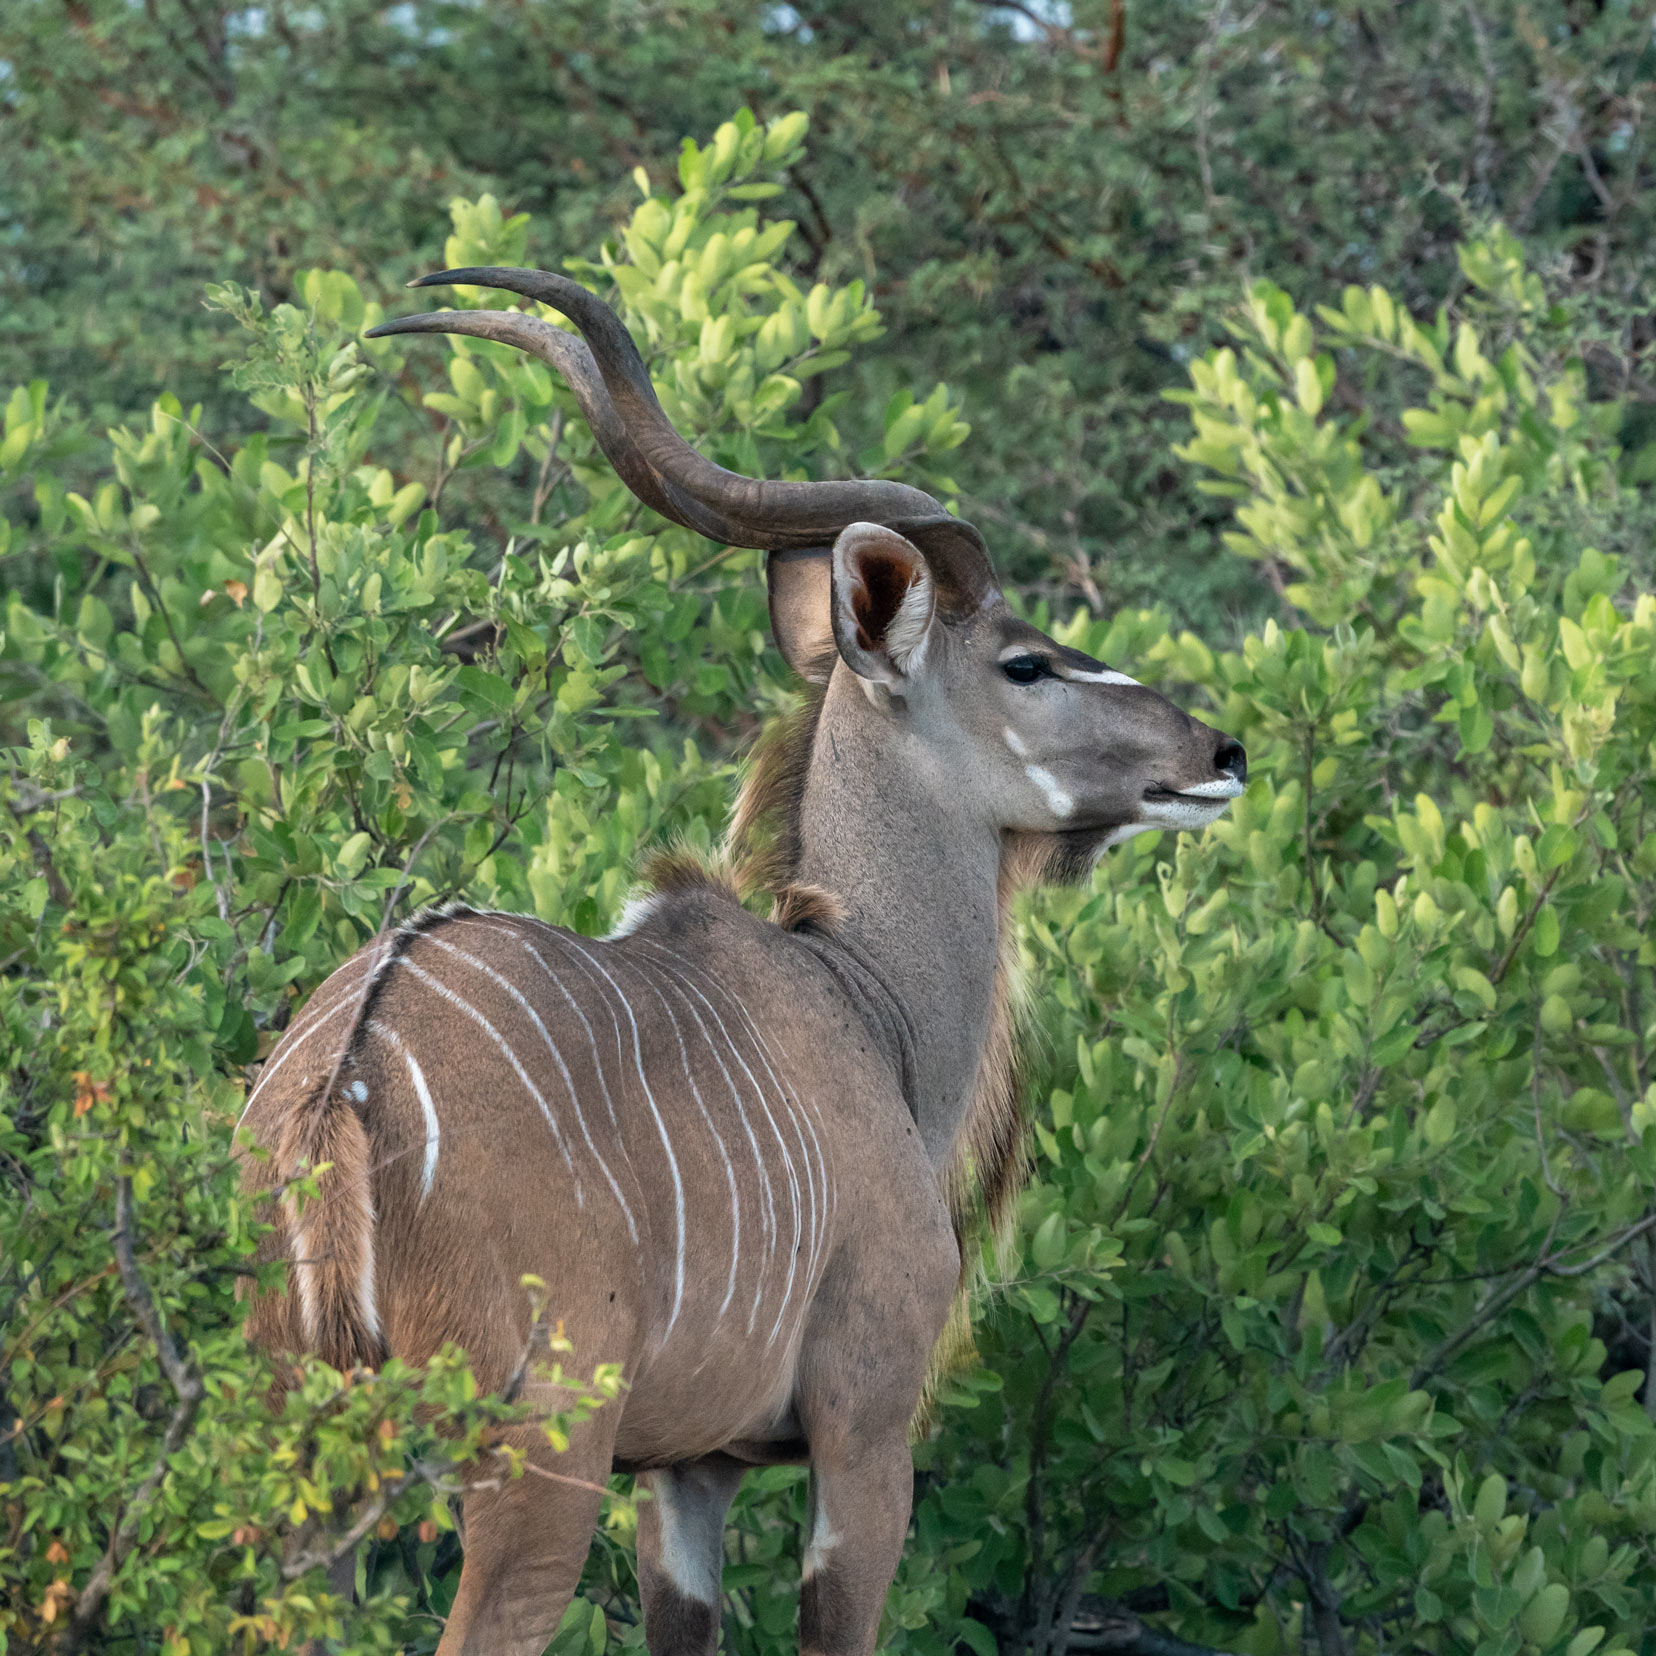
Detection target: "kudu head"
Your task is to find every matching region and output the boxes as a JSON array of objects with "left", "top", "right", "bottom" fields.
[{"left": 367, "top": 269, "right": 1245, "bottom": 869}]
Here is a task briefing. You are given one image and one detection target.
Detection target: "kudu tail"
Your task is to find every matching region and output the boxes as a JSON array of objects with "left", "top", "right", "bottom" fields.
[
  {"left": 243, "top": 911, "right": 469, "bottom": 1374},
  {"left": 275, "top": 1091, "right": 384, "bottom": 1372}
]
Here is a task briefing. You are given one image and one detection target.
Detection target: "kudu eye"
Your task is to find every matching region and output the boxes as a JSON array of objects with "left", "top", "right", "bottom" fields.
[{"left": 1001, "top": 654, "right": 1049, "bottom": 685}]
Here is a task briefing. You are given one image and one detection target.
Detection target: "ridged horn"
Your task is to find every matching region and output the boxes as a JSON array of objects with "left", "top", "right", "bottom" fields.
[
  {"left": 361, "top": 307, "right": 716, "bottom": 534},
  {"left": 366, "top": 266, "right": 997, "bottom": 604}
]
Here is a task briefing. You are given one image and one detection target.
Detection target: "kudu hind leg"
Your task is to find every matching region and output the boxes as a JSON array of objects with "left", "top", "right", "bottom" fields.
[
  {"left": 800, "top": 1437, "right": 913, "bottom": 1656},
  {"left": 636, "top": 1456, "right": 747, "bottom": 1656},
  {"left": 436, "top": 1416, "right": 616, "bottom": 1656}
]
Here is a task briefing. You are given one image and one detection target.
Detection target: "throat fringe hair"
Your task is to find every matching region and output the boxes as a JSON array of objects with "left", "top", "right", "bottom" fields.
[
  {"left": 642, "top": 671, "right": 842, "bottom": 935},
  {"left": 915, "top": 840, "right": 1053, "bottom": 1431}
]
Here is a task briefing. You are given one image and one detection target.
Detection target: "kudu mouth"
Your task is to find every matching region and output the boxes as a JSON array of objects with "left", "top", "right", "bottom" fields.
[
  {"left": 1138, "top": 778, "right": 1244, "bottom": 832},
  {"left": 1134, "top": 736, "right": 1247, "bottom": 831}
]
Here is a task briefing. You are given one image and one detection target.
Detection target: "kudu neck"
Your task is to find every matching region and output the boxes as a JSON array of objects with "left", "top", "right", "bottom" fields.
[{"left": 794, "top": 671, "right": 1003, "bottom": 1172}]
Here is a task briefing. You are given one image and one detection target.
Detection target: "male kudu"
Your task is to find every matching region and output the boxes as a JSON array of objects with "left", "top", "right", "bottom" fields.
[{"left": 240, "top": 266, "right": 1246, "bottom": 1656}]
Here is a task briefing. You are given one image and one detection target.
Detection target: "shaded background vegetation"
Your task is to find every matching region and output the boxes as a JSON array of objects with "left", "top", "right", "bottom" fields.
[
  {"left": 4, "top": 5, "right": 1656, "bottom": 1656},
  {"left": 8, "top": 0, "right": 1656, "bottom": 630}
]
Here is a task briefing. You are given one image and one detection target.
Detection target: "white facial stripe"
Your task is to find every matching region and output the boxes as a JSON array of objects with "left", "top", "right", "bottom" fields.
[
  {"left": 1058, "top": 666, "right": 1141, "bottom": 687},
  {"left": 1002, "top": 725, "right": 1028, "bottom": 759},
  {"left": 995, "top": 645, "right": 1142, "bottom": 689},
  {"left": 1171, "top": 776, "right": 1245, "bottom": 799},
  {"left": 1026, "top": 764, "right": 1075, "bottom": 819}
]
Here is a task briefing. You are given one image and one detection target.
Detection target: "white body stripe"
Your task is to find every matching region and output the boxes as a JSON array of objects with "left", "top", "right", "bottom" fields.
[
  {"left": 638, "top": 944, "right": 822, "bottom": 1348},
  {"left": 422, "top": 932, "right": 638, "bottom": 1243},
  {"left": 697, "top": 955, "right": 839, "bottom": 1282},
  {"left": 553, "top": 934, "right": 689, "bottom": 1339},
  {"left": 634, "top": 947, "right": 782, "bottom": 1332},
  {"left": 647, "top": 941, "right": 835, "bottom": 1294},
  {"left": 622, "top": 959, "right": 744, "bottom": 1319},
  {"left": 259, "top": 911, "right": 845, "bottom": 1360},
  {"left": 366, "top": 1019, "right": 441, "bottom": 1201},
  {"left": 396, "top": 956, "right": 584, "bottom": 1205},
  {"left": 657, "top": 953, "right": 806, "bottom": 1347}
]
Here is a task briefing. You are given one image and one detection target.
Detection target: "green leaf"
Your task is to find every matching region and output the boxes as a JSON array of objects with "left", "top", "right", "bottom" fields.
[{"left": 1031, "top": 1211, "right": 1066, "bottom": 1270}]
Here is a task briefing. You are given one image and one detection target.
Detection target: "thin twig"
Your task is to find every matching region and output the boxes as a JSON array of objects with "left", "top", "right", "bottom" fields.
[{"left": 64, "top": 1180, "right": 205, "bottom": 1648}]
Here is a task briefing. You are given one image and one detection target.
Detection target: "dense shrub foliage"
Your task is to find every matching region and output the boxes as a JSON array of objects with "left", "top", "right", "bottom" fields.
[
  {"left": 3, "top": 56, "right": 1655, "bottom": 1656},
  {"left": 1, "top": 112, "right": 969, "bottom": 1651}
]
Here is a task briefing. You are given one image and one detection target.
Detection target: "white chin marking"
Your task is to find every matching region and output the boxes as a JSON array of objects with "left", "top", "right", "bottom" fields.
[
  {"left": 1026, "top": 764, "right": 1074, "bottom": 819},
  {"left": 1060, "top": 667, "right": 1141, "bottom": 688},
  {"left": 1138, "top": 796, "right": 1232, "bottom": 832},
  {"left": 1170, "top": 776, "right": 1245, "bottom": 800},
  {"left": 1099, "top": 822, "right": 1156, "bottom": 853}
]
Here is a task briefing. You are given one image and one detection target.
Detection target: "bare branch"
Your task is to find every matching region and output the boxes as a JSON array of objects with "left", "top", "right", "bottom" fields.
[
  {"left": 1065, "top": 1597, "right": 1233, "bottom": 1656},
  {"left": 64, "top": 1179, "right": 205, "bottom": 1649}
]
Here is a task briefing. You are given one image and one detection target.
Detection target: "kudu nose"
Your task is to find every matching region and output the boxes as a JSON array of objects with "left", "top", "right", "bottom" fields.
[{"left": 1213, "top": 737, "right": 1247, "bottom": 785}]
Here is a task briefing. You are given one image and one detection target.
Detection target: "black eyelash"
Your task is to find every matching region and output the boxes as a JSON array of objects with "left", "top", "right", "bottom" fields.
[{"left": 1001, "top": 655, "right": 1049, "bottom": 685}]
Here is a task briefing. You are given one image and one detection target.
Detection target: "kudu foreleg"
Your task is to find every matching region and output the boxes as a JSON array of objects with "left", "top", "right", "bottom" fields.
[
  {"left": 636, "top": 1455, "right": 747, "bottom": 1656},
  {"left": 799, "top": 1436, "right": 913, "bottom": 1656}
]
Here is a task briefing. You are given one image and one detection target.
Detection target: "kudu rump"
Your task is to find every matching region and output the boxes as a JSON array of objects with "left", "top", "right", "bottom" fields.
[{"left": 240, "top": 267, "right": 1246, "bottom": 1655}]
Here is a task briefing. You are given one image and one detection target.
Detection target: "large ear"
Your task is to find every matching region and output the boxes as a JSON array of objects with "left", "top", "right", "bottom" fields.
[
  {"left": 766, "top": 548, "right": 836, "bottom": 684},
  {"left": 829, "top": 522, "right": 937, "bottom": 688}
]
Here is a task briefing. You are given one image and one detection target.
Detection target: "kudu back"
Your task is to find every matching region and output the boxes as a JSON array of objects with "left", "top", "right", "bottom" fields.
[{"left": 240, "top": 266, "right": 1246, "bottom": 1656}]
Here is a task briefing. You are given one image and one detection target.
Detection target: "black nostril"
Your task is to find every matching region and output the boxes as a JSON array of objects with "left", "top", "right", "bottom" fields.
[{"left": 1214, "top": 738, "right": 1247, "bottom": 784}]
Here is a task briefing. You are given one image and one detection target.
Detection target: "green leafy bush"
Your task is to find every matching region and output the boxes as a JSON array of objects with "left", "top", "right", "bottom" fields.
[
  {"left": 890, "top": 229, "right": 1656, "bottom": 1656},
  {"left": 0, "top": 110, "right": 967, "bottom": 1652},
  {"left": 3, "top": 108, "right": 1654, "bottom": 1656}
]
